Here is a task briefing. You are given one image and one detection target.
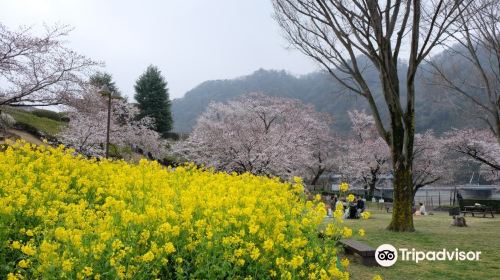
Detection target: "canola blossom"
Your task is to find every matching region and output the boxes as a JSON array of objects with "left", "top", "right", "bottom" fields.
[
  {"left": 338, "top": 183, "right": 349, "bottom": 193},
  {"left": 0, "top": 141, "right": 350, "bottom": 279},
  {"left": 360, "top": 212, "right": 371, "bottom": 220}
]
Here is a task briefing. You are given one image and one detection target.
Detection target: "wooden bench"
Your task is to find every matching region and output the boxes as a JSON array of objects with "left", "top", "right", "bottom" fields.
[
  {"left": 339, "top": 239, "right": 377, "bottom": 266},
  {"left": 462, "top": 205, "right": 495, "bottom": 218}
]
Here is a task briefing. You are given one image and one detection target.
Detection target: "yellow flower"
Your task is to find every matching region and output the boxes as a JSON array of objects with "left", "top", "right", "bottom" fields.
[
  {"left": 373, "top": 275, "right": 383, "bottom": 280},
  {"left": 347, "top": 194, "right": 355, "bottom": 203},
  {"left": 21, "top": 244, "right": 36, "bottom": 256},
  {"left": 361, "top": 211, "right": 371, "bottom": 220},
  {"left": 333, "top": 209, "right": 343, "bottom": 219},
  {"left": 139, "top": 230, "right": 150, "bottom": 243},
  {"left": 249, "top": 224, "right": 260, "bottom": 234},
  {"left": 171, "top": 226, "right": 180, "bottom": 237},
  {"left": 112, "top": 239, "right": 123, "bottom": 251},
  {"left": 276, "top": 257, "right": 285, "bottom": 266},
  {"left": 0, "top": 141, "right": 347, "bottom": 278},
  {"left": 7, "top": 273, "right": 19, "bottom": 280},
  {"left": 18, "top": 259, "right": 30, "bottom": 268},
  {"left": 250, "top": 248, "right": 260, "bottom": 260},
  {"left": 11, "top": 241, "right": 21, "bottom": 250},
  {"left": 290, "top": 255, "right": 304, "bottom": 268},
  {"left": 164, "top": 242, "right": 176, "bottom": 254},
  {"left": 342, "top": 227, "right": 352, "bottom": 238},
  {"left": 54, "top": 227, "right": 67, "bottom": 241},
  {"left": 339, "top": 182, "right": 349, "bottom": 192},
  {"left": 142, "top": 251, "right": 155, "bottom": 262},
  {"left": 277, "top": 233, "right": 285, "bottom": 243},
  {"left": 236, "top": 258, "right": 245, "bottom": 266},
  {"left": 358, "top": 228, "right": 365, "bottom": 237},
  {"left": 340, "top": 257, "right": 349, "bottom": 268},
  {"left": 62, "top": 260, "right": 73, "bottom": 272},
  {"left": 293, "top": 176, "right": 303, "bottom": 184},
  {"left": 82, "top": 266, "right": 93, "bottom": 277},
  {"left": 234, "top": 248, "right": 244, "bottom": 257},
  {"left": 263, "top": 239, "right": 274, "bottom": 251},
  {"left": 325, "top": 223, "right": 335, "bottom": 237}
]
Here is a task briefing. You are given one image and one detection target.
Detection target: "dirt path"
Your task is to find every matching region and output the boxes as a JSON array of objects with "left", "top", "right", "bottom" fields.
[{"left": 0, "top": 129, "right": 45, "bottom": 145}]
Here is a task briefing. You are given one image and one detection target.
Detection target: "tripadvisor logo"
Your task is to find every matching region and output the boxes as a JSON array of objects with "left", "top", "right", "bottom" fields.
[
  {"left": 375, "top": 244, "right": 398, "bottom": 267},
  {"left": 375, "top": 244, "right": 481, "bottom": 267}
]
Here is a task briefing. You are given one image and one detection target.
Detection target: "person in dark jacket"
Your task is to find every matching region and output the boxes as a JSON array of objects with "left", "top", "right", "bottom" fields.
[{"left": 356, "top": 196, "right": 365, "bottom": 216}]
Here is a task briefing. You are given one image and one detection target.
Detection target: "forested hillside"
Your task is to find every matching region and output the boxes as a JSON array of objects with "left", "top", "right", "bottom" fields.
[{"left": 172, "top": 59, "right": 480, "bottom": 133}]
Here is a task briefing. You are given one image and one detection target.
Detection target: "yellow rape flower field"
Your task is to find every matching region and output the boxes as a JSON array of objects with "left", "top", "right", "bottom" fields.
[{"left": 0, "top": 141, "right": 352, "bottom": 279}]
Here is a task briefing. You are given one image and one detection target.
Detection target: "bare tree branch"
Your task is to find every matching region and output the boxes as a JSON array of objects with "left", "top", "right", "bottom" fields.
[
  {"left": 0, "top": 23, "right": 101, "bottom": 107},
  {"left": 272, "top": 0, "right": 471, "bottom": 231},
  {"left": 429, "top": 0, "right": 500, "bottom": 145}
]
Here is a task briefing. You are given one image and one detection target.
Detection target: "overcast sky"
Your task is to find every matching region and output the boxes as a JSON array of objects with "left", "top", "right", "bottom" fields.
[{"left": 0, "top": 0, "right": 319, "bottom": 100}]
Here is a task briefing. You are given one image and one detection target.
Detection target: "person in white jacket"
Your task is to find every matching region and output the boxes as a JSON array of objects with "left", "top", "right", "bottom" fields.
[{"left": 419, "top": 203, "right": 426, "bottom": 215}]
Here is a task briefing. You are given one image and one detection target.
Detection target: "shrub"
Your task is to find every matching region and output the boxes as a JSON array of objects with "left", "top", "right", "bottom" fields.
[
  {"left": 58, "top": 112, "right": 70, "bottom": 122},
  {"left": 161, "top": 154, "right": 186, "bottom": 167},
  {"left": 32, "top": 109, "right": 64, "bottom": 122},
  {"left": 0, "top": 141, "right": 352, "bottom": 279},
  {"left": 12, "top": 122, "right": 43, "bottom": 138},
  {"left": 163, "top": 132, "right": 180, "bottom": 141},
  {"left": 0, "top": 112, "right": 16, "bottom": 131}
]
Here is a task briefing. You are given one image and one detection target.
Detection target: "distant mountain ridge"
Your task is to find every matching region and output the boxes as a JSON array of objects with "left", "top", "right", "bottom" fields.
[{"left": 171, "top": 67, "right": 479, "bottom": 134}]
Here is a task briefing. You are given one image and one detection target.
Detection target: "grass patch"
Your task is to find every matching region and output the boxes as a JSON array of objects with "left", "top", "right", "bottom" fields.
[
  {"left": 341, "top": 207, "right": 499, "bottom": 280},
  {"left": 2, "top": 106, "right": 64, "bottom": 136}
]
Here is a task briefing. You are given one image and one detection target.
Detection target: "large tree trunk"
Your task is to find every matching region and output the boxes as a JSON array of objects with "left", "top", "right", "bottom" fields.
[
  {"left": 310, "top": 168, "right": 324, "bottom": 186},
  {"left": 382, "top": 58, "right": 416, "bottom": 232},
  {"left": 368, "top": 182, "right": 375, "bottom": 199},
  {"left": 361, "top": 177, "right": 369, "bottom": 197},
  {"left": 368, "top": 166, "right": 379, "bottom": 198},
  {"left": 496, "top": 114, "right": 500, "bottom": 146},
  {"left": 388, "top": 164, "right": 414, "bottom": 231}
]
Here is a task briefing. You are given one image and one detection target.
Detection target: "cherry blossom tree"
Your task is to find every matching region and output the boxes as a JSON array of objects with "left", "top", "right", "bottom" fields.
[
  {"left": 445, "top": 129, "right": 500, "bottom": 181},
  {"left": 175, "top": 93, "right": 335, "bottom": 180},
  {"left": 302, "top": 116, "right": 339, "bottom": 185},
  {"left": 341, "top": 110, "right": 390, "bottom": 198},
  {"left": 343, "top": 110, "right": 453, "bottom": 199},
  {"left": 0, "top": 24, "right": 98, "bottom": 107},
  {"left": 59, "top": 86, "right": 168, "bottom": 159},
  {"left": 0, "top": 112, "right": 15, "bottom": 136},
  {"left": 413, "top": 131, "right": 454, "bottom": 196}
]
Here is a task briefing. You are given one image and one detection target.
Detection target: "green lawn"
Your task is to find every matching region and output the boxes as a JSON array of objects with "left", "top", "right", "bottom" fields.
[
  {"left": 340, "top": 207, "right": 500, "bottom": 280},
  {"left": 2, "top": 106, "right": 64, "bottom": 136}
]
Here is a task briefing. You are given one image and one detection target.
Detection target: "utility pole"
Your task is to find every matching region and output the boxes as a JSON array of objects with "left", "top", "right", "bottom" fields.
[{"left": 98, "top": 85, "right": 113, "bottom": 159}]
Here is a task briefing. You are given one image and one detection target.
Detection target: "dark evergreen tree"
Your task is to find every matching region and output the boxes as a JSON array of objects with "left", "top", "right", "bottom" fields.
[
  {"left": 134, "top": 65, "right": 173, "bottom": 137},
  {"left": 89, "top": 72, "right": 121, "bottom": 97}
]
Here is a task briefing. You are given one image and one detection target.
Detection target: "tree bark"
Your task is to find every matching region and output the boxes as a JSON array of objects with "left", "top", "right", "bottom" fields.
[
  {"left": 368, "top": 186, "right": 375, "bottom": 199},
  {"left": 310, "top": 168, "right": 324, "bottom": 186},
  {"left": 388, "top": 165, "right": 414, "bottom": 231},
  {"left": 368, "top": 165, "right": 380, "bottom": 198},
  {"left": 496, "top": 115, "right": 500, "bottom": 146}
]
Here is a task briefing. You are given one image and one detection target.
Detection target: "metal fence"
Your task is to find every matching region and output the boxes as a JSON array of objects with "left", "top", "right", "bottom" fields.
[{"left": 413, "top": 189, "right": 458, "bottom": 209}]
